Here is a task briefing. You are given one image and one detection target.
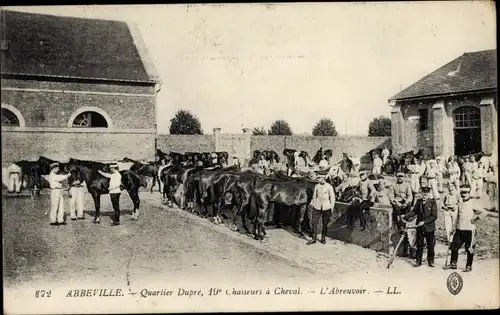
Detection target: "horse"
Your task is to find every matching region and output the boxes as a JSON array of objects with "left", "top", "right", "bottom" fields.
[
  {"left": 120, "top": 158, "right": 161, "bottom": 193},
  {"left": 66, "top": 158, "right": 143, "bottom": 223}
]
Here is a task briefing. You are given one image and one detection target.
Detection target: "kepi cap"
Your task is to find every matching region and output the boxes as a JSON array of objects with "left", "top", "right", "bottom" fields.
[
  {"left": 396, "top": 172, "right": 404, "bottom": 177},
  {"left": 421, "top": 186, "right": 431, "bottom": 193},
  {"left": 50, "top": 162, "right": 59, "bottom": 168},
  {"left": 460, "top": 186, "right": 471, "bottom": 193},
  {"left": 109, "top": 163, "right": 119, "bottom": 169}
]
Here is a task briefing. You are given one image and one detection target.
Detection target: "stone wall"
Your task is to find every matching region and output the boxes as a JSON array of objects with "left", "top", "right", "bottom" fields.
[
  {"left": 156, "top": 134, "right": 215, "bottom": 153},
  {"left": 326, "top": 202, "right": 393, "bottom": 253},
  {"left": 1, "top": 130, "right": 155, "bottom": 164},
  {"left": 154, "top": 133, "right": 390, "bottom": 166},
  {"left": 252, "top": 135, "right": 391, "bottom": 164}
]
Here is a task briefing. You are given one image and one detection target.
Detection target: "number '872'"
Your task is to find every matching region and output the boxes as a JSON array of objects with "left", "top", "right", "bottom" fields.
[{"left": 35, "top": 290, "right": 52, "bottom": 298}]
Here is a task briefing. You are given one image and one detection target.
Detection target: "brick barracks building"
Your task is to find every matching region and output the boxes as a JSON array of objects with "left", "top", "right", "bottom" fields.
[
  {"left": 1, "top": 10, "right": 161, "bottom": 163},
  {"left": 389, "top": 49, "right": 497, "bottom": 158}
]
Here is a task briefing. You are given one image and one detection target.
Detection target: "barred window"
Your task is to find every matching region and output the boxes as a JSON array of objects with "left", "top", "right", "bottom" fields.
[
  {"left": 453, "top": 106, "right": 480, "bottom": 129},
  {"left": 1, "top": 108, "right": 20, "bottom": 126},
  {"left": 418, "top": 108, "right": 428, "bottom": 131}
]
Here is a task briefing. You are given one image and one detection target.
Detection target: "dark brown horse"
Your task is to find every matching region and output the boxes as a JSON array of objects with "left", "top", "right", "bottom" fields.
[
  {"left": 248, "top": 179, "right": 309, "bottom": 240},
  {"left": 67, "top": 158, "right": 143, "bottom": 223}
]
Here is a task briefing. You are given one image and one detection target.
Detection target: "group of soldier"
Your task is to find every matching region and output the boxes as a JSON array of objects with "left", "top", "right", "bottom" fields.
[{"left": 249, "top": 147, "right": 497, "bottom": 271}]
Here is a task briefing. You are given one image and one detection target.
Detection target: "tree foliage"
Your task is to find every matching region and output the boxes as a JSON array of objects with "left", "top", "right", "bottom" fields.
[
  {"left": 312, "top": 118, "right": 338, "bottom": 136},
  {"left": 252, "top": 126, "right": 267, "bottom": 135},
  {"left": 368, "top": 116, "right": 392, "bottom": 137},
  {"left": 268, "top": 119, "right": 293, "bottom": 135},
  {"left": 169, "top": 109, "right": 203, "bottom": 135}
]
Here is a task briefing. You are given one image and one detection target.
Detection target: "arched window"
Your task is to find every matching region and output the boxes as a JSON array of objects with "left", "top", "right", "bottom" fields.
[
  {"left": 72, "top": 111, "right": 108, "bottom": 128},
  {"left": 68, "top": 107, "right": 113, "bottom": 128},
  {"left": 453, "top": 106, "right": 480, "bottom": 129},
  {"left": 1, "top": 108, "right": 20, "bottom": 126}
]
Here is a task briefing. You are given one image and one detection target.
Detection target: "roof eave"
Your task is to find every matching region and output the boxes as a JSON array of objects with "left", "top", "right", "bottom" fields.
[
  {"left": 0, "top": 72, "right": 158, "bottom": 85},
  {"left": 388, "top": 87, "right": 497, "bottom": 103}
]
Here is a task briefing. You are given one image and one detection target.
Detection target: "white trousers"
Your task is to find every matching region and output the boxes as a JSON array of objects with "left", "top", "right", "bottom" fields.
[
  {"left": 429, "top": 178, "right": 440, "bottom": 199},
  {"left": 69, "top": 186, "right": 85, "bottom": 219},
  {"left": 465, "top": 171, "right": 473, "bottom": 186},
  {"left": 449, "top": 174, "right": 460, "bottom": 190},
  {"left": 50, "top": 189, "right": 65, "bottom": 223},
  {"left": 410, "top": 174, "right": 420, "bottom": 193},
  {"left": 437, "top": 172, "right": 443, "bottom": 191},
  {"left": 9, "top": 173, "right": 21, "bottom": 193},
  {"left": 470, "top": 178, "right": 483, "bottom": 198},
  {"left": 443, "top": 208, "right": 458, "bottom": 244},
  {"left": 372, "top": 166, "right": 381, "bottom": 175},
  {"left": 405, "top": 217, "right": 417, "bottom": 247}
]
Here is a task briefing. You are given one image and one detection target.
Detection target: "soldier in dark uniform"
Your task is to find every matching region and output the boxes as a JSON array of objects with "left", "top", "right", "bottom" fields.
[{"left": 403, "top": 186, "right": 438, "bottom": 267}]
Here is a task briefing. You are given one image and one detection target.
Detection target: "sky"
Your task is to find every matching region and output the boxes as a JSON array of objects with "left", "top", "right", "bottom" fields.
[{"left": 9, "top": 2, "right": 496, "bottom": 135}]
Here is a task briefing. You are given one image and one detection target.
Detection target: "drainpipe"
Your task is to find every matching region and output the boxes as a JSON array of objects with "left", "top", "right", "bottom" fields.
[{"left": 154, "top": 81, "right": 162, "bottom": 159}]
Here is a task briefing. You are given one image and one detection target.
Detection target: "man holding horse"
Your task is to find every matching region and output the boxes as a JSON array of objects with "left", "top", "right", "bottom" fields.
[
  {"left": 98, "top": 164, "right": 122, "bottom": 226},
  {"left": 47, "top": 162, "right": 71, "bottom": 226}
]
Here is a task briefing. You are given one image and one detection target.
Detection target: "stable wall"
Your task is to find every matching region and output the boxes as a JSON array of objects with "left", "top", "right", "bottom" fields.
[
  {"left": 1, "top": 129, "right": 155, "bottom": 164},
  {"left": 156, "top": 132, "right": 390, "bottom": 166},
  {"left": 1, "top": 78, "right": 156, "bottom": 129}
]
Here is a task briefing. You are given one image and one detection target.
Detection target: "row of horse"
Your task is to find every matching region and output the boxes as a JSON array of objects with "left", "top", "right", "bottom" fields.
[
  {"left": 157, "top": 160, "right": 367, "bottom": 240},
  {"left": 8, "top": 153, "right": 365, "bottom": 239}
]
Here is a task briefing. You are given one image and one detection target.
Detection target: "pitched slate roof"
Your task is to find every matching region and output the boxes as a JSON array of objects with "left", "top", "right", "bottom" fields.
[
  {"left": 390, "top": 49, "right": 497, "bottom": 101},
  {"left": 1, "top": 10, "right": 156, "bottom": 83}
]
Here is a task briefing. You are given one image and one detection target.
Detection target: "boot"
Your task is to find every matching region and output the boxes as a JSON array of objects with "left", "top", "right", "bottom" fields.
[
  {"left": 443, "top": 263, "right": 457, "bottom": 270},
  {"left": 413, "top": 260, "right": 422, "bottom": 267},
  {"left": 320, "top": 236, "right": 326, "bottom": 244},
  {"left": 307, "top": 237, "right": 317, "bottom": 245},
  {"left": 464, "top": 266, "right": 472, "bottom": 272}
]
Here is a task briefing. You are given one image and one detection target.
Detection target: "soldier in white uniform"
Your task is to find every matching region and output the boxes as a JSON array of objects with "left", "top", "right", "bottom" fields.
[
  {"left": 479, "top": 154, "right": 490, "bottom": 173},
  {"left": 444, "top": 186, "right": 487, "bottom": 272},
  {"left": 68, "top": 166, "right": 86, "bottom": 220},
  {"left": 232, "top": 155, "right": 240, "bottom": 167},
  {"left": 442, "top": 182, "right": 462, "bottom": 244},
  {"left": 372, "top": 154, "right": 383, "bottom": 176},
  {"left": 435, "top": 156, "right": 445, "bottom": 192},
  {"left": 98, "top": 164, "right": 122, "bottom": 225},
  {"left": 47, "top": 162, "right": 71, "bottom": 225},
  {"left": 408, "top": 157, "right": 420, "bottom": 194},
  {"left": 417, "top": 158, "right": 427, "bottom": 185},
  {"left": 470, "top": 161, "right": 485, "bottom": 199},
  {"left": 211, "top": 153, "right": 218, "bottom": 165},
  {"left": 426, "top": 160, "right": 440, "bottom": 200},
  {"left": 462, "top": 157, "right": 472, "bottom": 186},
  {"left": 307, "top": 175, "right": 336, "bottom": 245},
  {"left": 381, "top": 146, "right": 390, "bottom": 166},
  {"left": 7, "top": 162, "right": 22, "bottom": 193},
  {"left": 447, "top": 156, "right": 461, "bottom": 191}
]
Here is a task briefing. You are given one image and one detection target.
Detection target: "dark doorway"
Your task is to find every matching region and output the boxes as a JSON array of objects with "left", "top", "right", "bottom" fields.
[
  {"left": 453, "top": 106, "right": 481, "bottom": 156},
  {"left": 454, "top": 128, "right": 481, "bottom": 156}
]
